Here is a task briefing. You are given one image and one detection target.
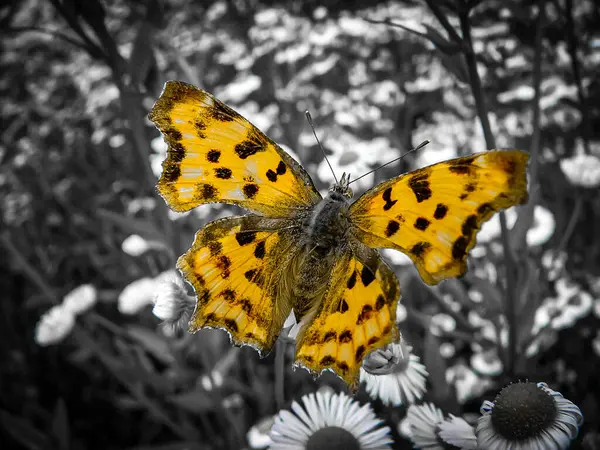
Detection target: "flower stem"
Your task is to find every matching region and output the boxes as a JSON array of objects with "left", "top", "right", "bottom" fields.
[
  {"left": 458, "top": 9, "right": 519, "bottom": 377},
  {"left": 557, "top": 195, "right": 583, "bottom": 255}
]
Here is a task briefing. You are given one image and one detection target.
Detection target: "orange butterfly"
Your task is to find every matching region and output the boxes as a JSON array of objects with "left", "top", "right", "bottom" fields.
[{"left": 149, "top": 81, "right": 529, "bottom": 390}]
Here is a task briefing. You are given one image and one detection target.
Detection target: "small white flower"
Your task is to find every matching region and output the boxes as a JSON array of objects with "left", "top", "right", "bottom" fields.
[
  {"left": 446, "top": 363, "right": 491, "bottom": 404},
  {"left": 438, "top": 415, "right": 477, "bottom": 449},
  {"left": 269, "top": 389, "right": 392, "bottom": 449},
  {"left": 532, "top": 277, "right": 593, "bottom": 333},
  {"left": 152, "top": 272, "right": 193, "bottom": 320},
  {"left": 470, "top": 348, "right": 503, "bottom": 377},
  {"left": 360, "top": 343, "right": 428, "bottom": 406},
  {"left": 476, "top": 382, "right": 583, "bottom": 450},
  {"left": 118, "top": 277, "right": 157, "bottom": 315},
  {"left": 35, "top": 305, "right": 76, "bottom": 346},
  {"left": 122, "top": 234, "right": 167, "bottom": 257},
  {"left": 560, "top": 152, "right": 600, "bottom": 188},
  {"left": 62, "top": 284, "right": 97, "bottom": 316}
]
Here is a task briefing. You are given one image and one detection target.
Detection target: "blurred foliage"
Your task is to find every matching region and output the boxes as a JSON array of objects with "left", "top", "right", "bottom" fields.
[{"left": 1, "top": 0, "right": 600, "bottom": 449}]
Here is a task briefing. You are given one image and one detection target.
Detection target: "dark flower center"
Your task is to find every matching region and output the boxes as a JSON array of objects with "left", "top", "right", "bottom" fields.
[
  {"left": 306, "top": 426, "right": 361, "bottom": 450},
  {"left": 491, "top": 382, "right": 557, "bottom": 440}
]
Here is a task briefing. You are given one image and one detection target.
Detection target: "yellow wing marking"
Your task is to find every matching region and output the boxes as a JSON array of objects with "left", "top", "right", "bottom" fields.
[
  {"left": 149, "top": 81, "right": 320, "bottom": 216},
  {"left": 178, "top": 216, "right": 297, "bottom": 354},
  {"left": 349, "top": 150, "right": 529, "bottom": 285},
  {"left": 294, "top": 247, "right": 400, "bottom": 391}
]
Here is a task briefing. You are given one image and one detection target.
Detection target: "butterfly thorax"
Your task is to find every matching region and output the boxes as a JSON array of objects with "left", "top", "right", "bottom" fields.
[{"left": 304, "top": 191, "right": 351, "bottom": 251}]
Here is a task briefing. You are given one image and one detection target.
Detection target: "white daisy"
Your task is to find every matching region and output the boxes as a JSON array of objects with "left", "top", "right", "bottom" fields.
[
  {"left": 438, "top": 415, "right": 477, "bottom": 449},
  {"left": 269, "top": 389, "right": 392, "bottom": 450},
  {"left": 34, "top": 304, "right": 76, "bottom": 346},
  {"left": 406, "top": 403, "right": 478, "bottom": 450},
  {"left": 405, "top": 403, "right": 445, "bottom": 449},
  {"left": 476, "top": 382, "right": 583, "bottom": 450},
  {"left": 360, "top": 342, "right": 428, "bottom": 406}
]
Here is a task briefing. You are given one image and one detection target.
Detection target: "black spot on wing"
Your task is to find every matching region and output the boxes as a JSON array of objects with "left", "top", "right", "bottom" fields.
[
  {"left": 224, "top": 318, "right": 238, "bottom": 332},
  {"left": 408, "top": 171, "right": 432, "bottom": 203},
  {"left": 207, "top": 149, "right": 221, "bottom": 163},
  {"left": 161, "top": 163, "right": 181, "bottom": 183},
  {"left": 240, "top": 298, "right": 252, "bottom": 313},
  {"left": 414, "top": 217, "right": 430, "bottom": 231},
  {"left": 434, "top": 203, "right": 448, "bottom": 220},
  {"left": 360, "top": 266, "right": 375, "bottom": 286},
  {"left": 235, "top": 140, "right": 262, "bottom": 159},
  {"left": 477, "top": 202, "right": 494, "bottom": 216},
  {"left": 452, "top": 236, "right": 468, "bottom": 260},
  {"left": 194, "top": 119, "right": 207, "bottom": 138},
  {"left": 243, "top": 183, "right": 259, "bottom": 199},
  {"left": 339, "top": 298, "right": 349, "bottom": 313},
  {"left": 254, "top": 241, "right": 266, "bottom": 259},
  {"left": 356, "top": 304, "right": 373, "bottom": 324},
  {"left": 214, "top": 167, "right": 232, "bottom": 179},
  {"left": 355, "top": 345, "right": 366, "bottom": 362},
  {"left": 339, "top": 330, "right": 352, "bottom": 343},
  {"left": 323, "top": 331, "right": 337, "bottom": 342},
  {"left": 411, "top": 241, "right": 431, "bottom": 258},
  {"left": 266, "top": 169, "right": 277, "bottom": 182},
  {"left": 235, "top": 231, "right": 256, "bottom": 246},
  {"left": 461, "top": 215, "right": 478, "bottom": 239},
  {"left": 199, "top": 183, "right": 218, "bottom": 200},
  {"left": 276, "top": 161, "right": 286, "bottom": 175},
  {"left": 382, "top": 187, "right": 397, "bottom": 211},
  {"left": 385, "top": 220, "right": 400, "bottom": 237},
  {"left": 221, "top": 289, "right": 236, "bottom": 301},
  {"left": 347, "top": 271, "right": 357, "bottom": 289}
]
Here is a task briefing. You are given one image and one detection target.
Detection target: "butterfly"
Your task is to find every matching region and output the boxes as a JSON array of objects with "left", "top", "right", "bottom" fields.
[{"left": 149, "top": 81, "right": 529, "bottom": 390}]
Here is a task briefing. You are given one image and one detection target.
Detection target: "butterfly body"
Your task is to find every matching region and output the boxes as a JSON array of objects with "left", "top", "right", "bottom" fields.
[{"left": 149, "top": 81, "right": 530, "bottom": 390}]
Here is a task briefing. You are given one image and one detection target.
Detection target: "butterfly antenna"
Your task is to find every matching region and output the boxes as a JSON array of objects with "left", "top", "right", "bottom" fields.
[
  {"left": 348, "top": 140, "right": 430, "bottom": 185},
  {"left": 305, "top": 111, "right": 338, "bottom": 184}
]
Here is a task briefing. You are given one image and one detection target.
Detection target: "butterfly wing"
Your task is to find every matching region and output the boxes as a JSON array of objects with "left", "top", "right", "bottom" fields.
[
  {"left": 349, "top": 150, "right": 529, "bottom": 285},
  {"left": 178, "top": 215, "right": 302, "bottom": 354},
  {"left": 294, "top": 244, "right": 400, "bottom": 390},
  {"left": 149, "top": 81, "right": 321, "bottom": 216}
]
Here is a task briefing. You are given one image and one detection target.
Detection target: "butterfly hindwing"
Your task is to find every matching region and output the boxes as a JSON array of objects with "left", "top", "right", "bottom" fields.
[
  {"left": 349, "top": 150, "right": 529, "bottom": 285},
  {"left": 149, "top": 81, "right": 321, "bottom": 215},
  {"left": 178, "top": 215, "right": 300, "bottom": 354},
  {"left": 294, "top": 244, "right": 400, "bottom": 390}
]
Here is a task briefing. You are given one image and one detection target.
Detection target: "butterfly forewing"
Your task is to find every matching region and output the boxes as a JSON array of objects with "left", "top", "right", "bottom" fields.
[
  {"left": 349, "top": 150, "right": 529, "bottom": 285},
  {"left": 295, "top": 245, "right": 400, "bottom": 390},
  {"left": 178, "top": 215, "right": 299, "bottom": 354},
  {"left": 149, "top": 81, "right": 321, "bottom": 216}
]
